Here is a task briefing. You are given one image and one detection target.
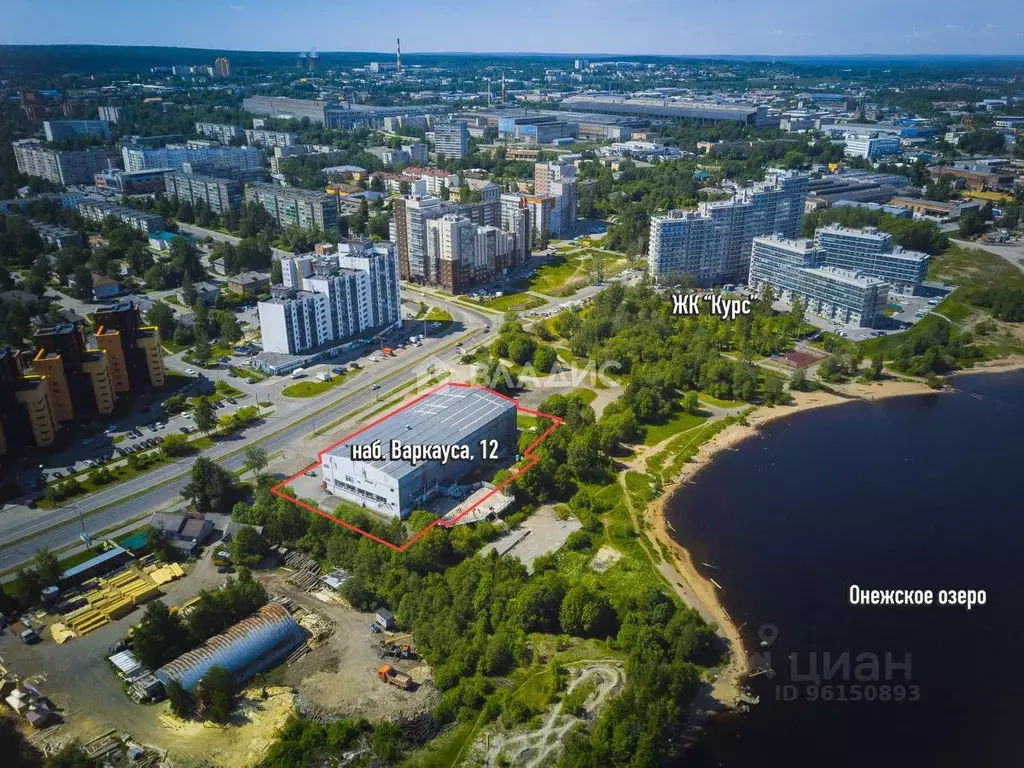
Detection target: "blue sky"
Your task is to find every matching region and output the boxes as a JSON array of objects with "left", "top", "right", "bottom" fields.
[{"left": 3, "top": 0, "right": 1023, "bottom": 56}]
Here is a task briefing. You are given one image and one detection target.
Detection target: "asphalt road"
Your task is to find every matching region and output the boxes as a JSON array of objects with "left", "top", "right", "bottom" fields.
[{"left": 0, "top": 293, "right": 491, "bottom": 572}]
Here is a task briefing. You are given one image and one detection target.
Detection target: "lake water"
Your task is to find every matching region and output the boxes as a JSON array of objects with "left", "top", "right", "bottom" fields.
[{"left": 668, "top": 372, "right": 1024, "bottom": 767}]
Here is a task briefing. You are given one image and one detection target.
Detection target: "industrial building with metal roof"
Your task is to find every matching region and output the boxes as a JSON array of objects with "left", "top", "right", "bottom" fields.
[
  {"left": 154, "top": 603, "right": 304, "bottom": 692},
  {"left": 322, "top": 384, "right": 518, "bottom": 518}
]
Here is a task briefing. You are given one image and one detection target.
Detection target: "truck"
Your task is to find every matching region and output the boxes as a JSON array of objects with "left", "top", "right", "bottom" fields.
[
  {"left": 378, "top": 664, "right": 412, "bottom": 690},
  {"left": 317, "top": 372, "right": 332, "bottom": 382},
  {"left": 291, "top": 368, "right": 306, "bottom": 379}
]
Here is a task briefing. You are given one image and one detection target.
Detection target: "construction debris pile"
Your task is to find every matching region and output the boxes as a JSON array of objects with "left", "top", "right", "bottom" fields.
[
  {"left": 279, "top": 546, "right": 321, "bottom": 591},
  {"left": 1, "top": 674, "right": 57, "bottom": 729}
]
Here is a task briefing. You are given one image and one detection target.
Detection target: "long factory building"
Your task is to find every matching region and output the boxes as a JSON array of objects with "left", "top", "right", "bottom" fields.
[{"left": 322, "top": 384, "right": 517, "bottom": 519}]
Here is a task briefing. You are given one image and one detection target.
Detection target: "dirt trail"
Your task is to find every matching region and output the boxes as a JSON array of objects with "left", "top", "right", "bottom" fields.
[{"left": 478, "top": 663, "right": 623, "bottom": 767}]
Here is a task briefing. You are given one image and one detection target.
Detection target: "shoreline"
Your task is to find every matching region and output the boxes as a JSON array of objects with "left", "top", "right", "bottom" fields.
[{"left": 649, "top": 359, "right": 1024, "bottom": 717}]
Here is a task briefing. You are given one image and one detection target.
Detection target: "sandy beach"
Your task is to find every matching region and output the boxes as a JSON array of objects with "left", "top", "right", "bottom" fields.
[{"left": 644, "top": 361, "right": 1024, "bottom": 715}]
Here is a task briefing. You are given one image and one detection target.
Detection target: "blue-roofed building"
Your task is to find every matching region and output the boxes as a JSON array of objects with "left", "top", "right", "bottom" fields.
[{"left": 154, "top": 603, "right": 305, "bottom": 692}]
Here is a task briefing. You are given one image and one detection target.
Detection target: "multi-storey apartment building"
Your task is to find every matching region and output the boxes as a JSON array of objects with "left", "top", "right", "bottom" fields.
[
  {"left": 749, "top": 234, "right": 889, "bottom": 327},
  {"left": 244, "top": 129, "right": 299, "bottom": 148},
  {"left": 245, "top": 183, "right": 339, "bottom": 231},
  {"left": 164, "top": 172, "right": 243, "bottom": 215},
  {"left": 13, "top": 140, "right": 111, "bottom": 185},
  {"left": 76, "top": 199, "right": 165, "bottom": 233},
  {"left": 257, "top": 239, "right": 400, "bottom": 356},
  {"left": 121, "top": 144, "right": 263, "bottom": 173},
  {"left": 390, "top": 195, "right": 503, "bottom": 283},
  {"left": 814, "top": 224, "right": 929, "bottom": 294},
  {"left": 0, "top": 347, "right": 58, "bottom": 453},
  {"left": 425, "top": 215, "right": 518, "bottom": 293},
  {"left": 195, "top": 122, "right": 244, "bottom": 143},
  {"left": 648, "top": 170, "right": 809, "bottom": 285},
  {"left": 434, "top": 121, "right": 469, "bottom": 159}
]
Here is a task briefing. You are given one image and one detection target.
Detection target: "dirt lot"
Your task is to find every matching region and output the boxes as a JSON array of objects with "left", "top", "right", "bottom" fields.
[
  {"left": 0, "top": 548, "right": 229, "bottom": 753},
  {"left": 257, "top": 571, "right": 437, "bottom": 721},
  {"left": 479, "top": 506, "right": 582, "bottom": 573}
]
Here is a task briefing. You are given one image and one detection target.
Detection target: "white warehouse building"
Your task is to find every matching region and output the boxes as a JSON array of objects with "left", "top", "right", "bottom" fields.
[{"left": 322, "top": 385, "right": 518, "bottom": 519}]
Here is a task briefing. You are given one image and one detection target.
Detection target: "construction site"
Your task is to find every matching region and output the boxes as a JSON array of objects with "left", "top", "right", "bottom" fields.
[{"left": 0, "top": 536, "right": 437, "bottom": 766}]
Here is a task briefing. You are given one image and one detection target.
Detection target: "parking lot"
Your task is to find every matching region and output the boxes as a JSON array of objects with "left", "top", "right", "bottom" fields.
[{"left": 767, "top": 283, "right": 956, "bottom": 342}]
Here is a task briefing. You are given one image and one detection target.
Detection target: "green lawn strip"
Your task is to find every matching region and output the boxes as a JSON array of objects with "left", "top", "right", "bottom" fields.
[
  {"left": 424, "top": 306, "right": 453, "bottom": 324},
  {"left": 470, "top": 293, "right": 547, "bottom": 313},
  {"left": 697, "top": 392, "right": 743, "bottom": 408},
  {"left": 282, "top": 371, "right": 353, "bottom": 398},
  {"left": 574, "top": 388, "right": 597, "bottom": 405},
  {"left": 642, "top": 408, "right": 707, "bottom": 445}
]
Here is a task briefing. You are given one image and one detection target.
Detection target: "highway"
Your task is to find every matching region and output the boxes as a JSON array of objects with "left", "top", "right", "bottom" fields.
[{"left": 0, "top": 293, "right": 492, "bottom": 572}]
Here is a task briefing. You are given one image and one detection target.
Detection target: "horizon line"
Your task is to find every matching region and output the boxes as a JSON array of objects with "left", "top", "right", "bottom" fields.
[{"left": 3, "top": 43, "right": 1024, "bottom": 60}]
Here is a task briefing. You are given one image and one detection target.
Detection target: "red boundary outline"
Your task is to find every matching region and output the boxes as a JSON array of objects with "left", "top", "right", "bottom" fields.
[{"left": 270, "top": 382, "right": 562, "bottom": 552}]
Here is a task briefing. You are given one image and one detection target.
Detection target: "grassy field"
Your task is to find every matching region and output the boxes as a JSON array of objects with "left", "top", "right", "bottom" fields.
[
  {"left": 642, "top": 408, "right": 708, "bottom": 445},
  {"left": 927, "top": 244, "right": 1024, "bottom": 289},
  {"left": 698, "top": 392, "right": 743, "bottom": 408},
  {"left": 473, "top": 292, "right": 546, "bottom": 312},
  {"left": 282, "top": 371, "right": 351, "bottom": 398},
  {"left": 522, "top": 249, "right": 630, "bottom": 297},
  {"left": 575, "top": 388, "right": 598, "bottom": 405},
  {"left": 425, "top": 306, "right": 453, "bottom": 325}
]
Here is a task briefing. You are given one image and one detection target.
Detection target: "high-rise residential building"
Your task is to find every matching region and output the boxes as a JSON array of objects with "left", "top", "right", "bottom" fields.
[
  {"left": 533, "top": 161, "right": 577, "bottom": 236},
  {"left": 164, "top": 172, "right": 243, "bottom": 215},
  {"left": 258, "top": 239, "right": 400, "bottom": 355},
  {"left": 30, "top": 324, "right": 111, "bottom": 419},
  {"left": 93, "top": 301, "right": 166, "bottom": 391},
  {"left": 814, "top": 224, "right": 929, "bottom": 294},
  {"left": 404, "top": 143, "right": 428, "bottom": 164},
  {"left": 390, "top": 195, "right": 502, "bottom": 282},
  {"left": 121, "top": 144, "right": 263, "bottom": 173},
  {"left": 280, "top": 255, "right": 315, "bottom": 289},
  {"left": 533, "top": 161, "right": 576, "bottom": 196},
  {"left": 214, "top": 57, "right": 232, "bottom": 77},
  {"left": 195, "top": 122, "right": 244, "bottom": 143},
  {"left": 43, "top": 119, "right": 111, "bottom": 142},
  {"left": 245, "top": 183, "right": 339, "bottom": 232},
  {"left": 13, "top": 140, "right": 111, "bottom": 185},
  {"left": 76, "top": 199, "right": 165, "bottom": 233},
  {"left": 749, "top": 235, "right": 889, "bottom": 328},
  {"left": 648, "top": 170, "right": 809, "bottom": 285},
  {"left": 843, "top": 135, "right": 902, "bottom": 159},
  {"left": 426, "top": 215, "right": 517, "bottom": 293},
  {"left": 391, "top": 195, "right": 446, "bottom": 281},
  {"left": 550, "top": 178, "right": 578, "bottom": 237},
  {"left": 98, "top": 106, "right": 123, "bottom": 124},
  {"left": 0, "top": 347, "right": 59, "bottom": 454},
  {"left": 244, "top": 129, "right": 300, "bottom": 148},
  {"left": 434, "top": 121, "right": 469, "bottom": 159}
]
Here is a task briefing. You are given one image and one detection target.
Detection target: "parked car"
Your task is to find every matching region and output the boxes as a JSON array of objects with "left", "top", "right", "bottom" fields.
[
  {"left": 226, "top": 397, "right": 237, "bottom": 405},
  {"left": 304, "top": 470, "right": 317, "bottom": 478}
]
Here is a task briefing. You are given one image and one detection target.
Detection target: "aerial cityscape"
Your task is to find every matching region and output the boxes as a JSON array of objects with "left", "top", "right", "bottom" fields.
[{"left": 0, "top": 4, "right": 1023, "bottom": 767}]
